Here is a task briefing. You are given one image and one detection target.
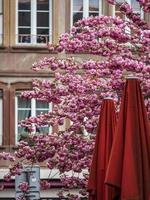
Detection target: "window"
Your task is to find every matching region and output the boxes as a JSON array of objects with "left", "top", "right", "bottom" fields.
[
  {"left": 114, "top": 0, "right": 143, "bottom": 19},
  {"left": 15, "top": 94, "right": 52, "bottom": 144},
  {"left": 0, "top": 0, "right": 3, "bottom": 45},
  {"left": 16, "top": 0, "right": 52, "bottom": 45},
  {"left": 71, "top": 0, "right": 102, "bottom": 26}
]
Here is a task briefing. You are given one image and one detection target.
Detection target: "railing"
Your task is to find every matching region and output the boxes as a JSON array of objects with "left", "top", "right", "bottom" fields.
[{"left": 17, "top": 34, "right": 49, "bottom": 44}]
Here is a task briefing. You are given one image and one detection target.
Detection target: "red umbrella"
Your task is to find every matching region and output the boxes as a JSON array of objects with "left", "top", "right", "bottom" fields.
[
  {"left": 88, "top": 98, "right": 117, "bottom": 200},
  {"left": 105, "top": 78, "right": 150, "bottom": 200}
]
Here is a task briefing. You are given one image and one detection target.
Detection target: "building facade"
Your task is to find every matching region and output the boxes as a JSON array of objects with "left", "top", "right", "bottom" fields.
[{"left": 0, "top": 0, "right": 149, "bottom": 199}]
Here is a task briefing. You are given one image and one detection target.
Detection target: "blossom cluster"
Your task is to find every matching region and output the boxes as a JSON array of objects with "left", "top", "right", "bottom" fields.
[
  {"left": 17, "top": 15, "right": 150, "bottom": 199},
  {"left": 18, "top": 181, "right": 29, "bottom": 193},
  {"left": 2, "top": 133, "right": 94, "bottom": 199},
  {"left": 20, "top": 56, "right": 150, "bottom": 133},
  {"left": 4, "top": 163, "right": 23, "bottom": 182},
  {"left": 40, "top": 180, "right": 51, "bottom": 190},
  {"left": 0, "top": 152, "right": 15, "bottom": 162},
  {"left": 15, "top": 133, "right": 94, "bottom": 173}
]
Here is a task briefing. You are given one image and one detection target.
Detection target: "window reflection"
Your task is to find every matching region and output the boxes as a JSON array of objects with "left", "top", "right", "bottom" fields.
[
  {"left": 89, "top": 12, "right": 99, "bottom": 17},
  {"left": 18, "top": 0, "right": 31, "bottom": 10},
  {"left": 18, "top": 28, "right": 31, "bottom": 43},
  {"left": 18, "top": 12, "right": 31, "bottom": 26},
  {"left": 73, "top": 12, "right": 83, "bottom": 24},
  {"left": 0, "top": 0, "right": 2, "bottom": 12},
  {"left": 73, "top": 0, "right": 83, "bottom": 11},
  {"left": 37, "top": 12, "right": 49, "bottom": 27},
  {"left": 37, "top": 28, "right": 49, "bottom": 43},
  {"left": 37, "top": 0, "right": 49, "bottom": 10},
  {"left": 131, "top": 0, "right": 141, "bottom": 12},
  {"left": 89, "top": 0, "right": 99, "bottom": 12},
  {"left": 72, "top": 0, "right": 101, "bottom": 25}
]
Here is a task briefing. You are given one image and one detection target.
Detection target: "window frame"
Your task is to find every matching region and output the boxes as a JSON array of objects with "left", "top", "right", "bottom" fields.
[
  {"left": 0, "top": 82, "right": 9, "bottom": 149},
  {"left": 70, "top": 0, "right": 102, "bottom": 27},
  {"left": 16, "top": 0, "right": 52, "bottom": 45},
  {"left": 15, "top": 93, "right": 52, "bottom": 144}
]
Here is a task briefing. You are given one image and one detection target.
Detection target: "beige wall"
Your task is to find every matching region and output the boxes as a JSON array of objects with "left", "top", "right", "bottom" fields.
[{"left": 145, "top": 13, "right": 150, "bottom": 26}]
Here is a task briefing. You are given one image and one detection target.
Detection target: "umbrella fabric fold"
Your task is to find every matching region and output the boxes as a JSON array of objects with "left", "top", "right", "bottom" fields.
[
  {"left": 88, "top": 99, "right": 117, "bottom": 200},
  {"left": 105, "top": 79, "right": 150, "bottom": 200}
]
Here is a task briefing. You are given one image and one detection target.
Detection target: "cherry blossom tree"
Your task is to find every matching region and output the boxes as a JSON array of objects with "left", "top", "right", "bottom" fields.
[{"left": 1, "top": 0, "right": 150, "bottom": 199}]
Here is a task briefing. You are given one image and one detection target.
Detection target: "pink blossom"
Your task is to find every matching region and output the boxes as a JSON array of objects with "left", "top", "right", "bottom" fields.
[{"left": 18, "top": 182, "right": 29, "bottom": 193}]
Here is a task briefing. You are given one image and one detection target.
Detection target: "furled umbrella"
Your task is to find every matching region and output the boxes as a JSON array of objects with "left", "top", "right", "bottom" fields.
[
  {"left": 105, "top": 78, "right": 150, "bottom": 200},
  {"left": 88, "top": 98, "right": 117, "bottom": 200}
]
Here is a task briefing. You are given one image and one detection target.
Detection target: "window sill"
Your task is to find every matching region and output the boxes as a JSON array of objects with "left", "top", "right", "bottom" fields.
[
  {"left": 12, "top": 44, "right": 48, "bottom": 49},
  {"left": 0, "top": 145, "right": 10, "bottom": 152},
  {"left": 11, "top": 45, "right": 48, "bottom": 50},
  {"left": 0, "top": 146, "right": 7, "bottom": 150},
  {"left": 10, "top": 146, "right": 18, "bottom": 150},
  {"left": 9, "top": 45, "right": 57, "bottom": 54},
  {"left": 0, "top": 45, "right": 6, "bottom": 49},
  {"left": 0, "top": 45, "right": 50, "bottom": 53},
  {"left": 0, "top": 46, "right": 9, "bottom": 52}
]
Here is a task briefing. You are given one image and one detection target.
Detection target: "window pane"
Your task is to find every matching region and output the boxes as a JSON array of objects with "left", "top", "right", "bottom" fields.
[
  {"left": 18, "top": 28, "right": 30, "bottom": 33},
  {"left": 89, "top": 12, "right": 99, "bottom": 17},
  {"left": 37, "top": 35, "right": 48, "bottom": 43},
  {"left": 131, "top": 0, "right": 141, "bottom": 12},
  {"left": 37, "top": 126, "right": 49, "bottom": 133},
  {"left": 18, "top": 11, "right": 31, "bottom": 26},
  {"left": 36, "top": 101, "right": 49, "bottom": 109},
  {"left": 37, "top": 28, "right": 49, "bottom": 34},
  {"left": 115, "top": 3, "right": 121, "bottom": 11},
  {"left": 73, "top": 12, "right": 83, "bottom": 24},
  {"left": 18, "top": 110, "right": 31, "bottom": 121},
  {"left": 18, "top": 28, "right": 31, "bottom": 43},
  {"left": 18, "top": 127, "right": 29, "bottom": 141},
  {"left": 73, "top": 0, "right": 83, "bottom": 11},
  {"left": 18, "top": 97, "right": 31, "bottom": 108},
  {"left": 89, "top": 0, "right": 99, "bottom": 11},
  {"left": 18, "top": 0, "right": 31, "bottom": 10},
  {"left": 37, "top": 29, "right": 49, "bottom": 43},
  {"left": 0, "top": 0, "right": 2, "bottom": 13},
  {"left": 37, "top": 0, "right": 49, "bottom": 10},
  {"left": 37, "top": 12, "right": 49, "bottom": 27}
]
